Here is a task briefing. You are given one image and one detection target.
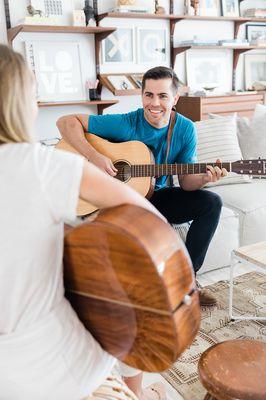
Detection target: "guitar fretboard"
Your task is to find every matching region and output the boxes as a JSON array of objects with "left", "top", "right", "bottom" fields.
[{"left": 130, "top": 162, "right": 232, "bottom": 177}]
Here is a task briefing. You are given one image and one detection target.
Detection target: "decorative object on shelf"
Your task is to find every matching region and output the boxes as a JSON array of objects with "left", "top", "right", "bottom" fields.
[
  {"left": 199, "top": 0, "right": 221, "bottom": 17},
  {"left": 27, "top": 5, "right": 43, "bottom": 17},
  {"left": 102, "top": 28, "right": 135, "bottom": 64},
  {"left": 117, "top": 0, "right": 136, "bottom": 5},
  {"left": 245, "top": 53, "right": 266, "bottom": 90},
  {"left": 137, "top": 28, "right": 167, "bottom": 63},
  {"left": 221, "top": 0, "right": 240, "bottom": 17},
  {"left": 191, "top": 0, "right": 199, "bottom": 15},
  {"left": 240, "top": 0, "right": 266, "bottom": 17},
  {"left": 130, "top": 73, "right": 143, "bottom": 88},
  {"left": 155, "top": 0, "right": 165, "bottom": 14},
  {"left": 186, "top": 49, "right": 232, "bottom": 93},
  {"left": 246, "top": 23, "right": 266, "bottom": 45},
  {"left": 108, "top": 75, "right": 134, "bottom": 90},
  {"left": 72, "top": 10, "right": 86, "bottom": 26},
  {"left": 30, "top": 0, "right": 74, "bottom": 25},
  {"left": 3, "top": 0, "right": 11, "bottom": 29},
  {"left": 83, "top": 0, "right": 96, "bottom": 26},
  {"left": 184, "top": 0, "right": 196, "bottom": 16},
  {"left": 25, "top": 41, "right": 85, "bottom": 102},
  {"left": 85, "top": 79, "right": 100, "bottom": 100},
  {"left": 252, "top": 81, "right": 266, "bottom": 90}
]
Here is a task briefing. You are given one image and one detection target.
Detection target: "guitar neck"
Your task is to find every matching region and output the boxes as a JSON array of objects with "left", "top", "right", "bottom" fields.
[
  {"left": 131, "top": 162, "right": 231, "bottom": 177},
  {"left": 130, "top": 160, "right": 266, "bottom": 177}
]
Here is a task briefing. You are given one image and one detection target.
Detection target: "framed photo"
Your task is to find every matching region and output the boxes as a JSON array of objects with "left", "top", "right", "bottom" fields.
[
  {"left": 246, "top": 24, "right": 266, "bottom": 44},
  {"left": 199, "top": 0, "right": 221, "bottom": 17},
  {"left": 221, "top": 0, "right": 239, "bottom": 17},
  {"left": 25, "top": 41, "right": 85, "bottom": 102},
  {"left": 137, "top": 28, "right": 167, "bottom": 63},
  {"left": 245, "top": 53, "right": 266, "bottom": 90},
  {"left": 102, "top": 28, "right": 135, "bottom": 64},
  {"left": 186, "top": 49, "right": 232, "bottom": 93},
  {"left": 30, "top": 0, "right": 74, "bottom": 24}
]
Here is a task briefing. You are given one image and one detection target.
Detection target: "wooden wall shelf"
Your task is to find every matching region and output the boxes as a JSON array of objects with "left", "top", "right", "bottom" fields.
[
  {"left": 38, "top": 100, "right": 118, "bottom": 114},
  {"left": 7, "top": 24, "right": 116, "bottom": 44},
  {"left": 97, "top": 12, "right": 172, "bottom": 22}
]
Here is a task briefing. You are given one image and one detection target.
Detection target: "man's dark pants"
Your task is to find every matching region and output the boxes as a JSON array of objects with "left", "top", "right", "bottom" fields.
[{"left": 149, "top": 187, "right": 222, "bottom": 274}]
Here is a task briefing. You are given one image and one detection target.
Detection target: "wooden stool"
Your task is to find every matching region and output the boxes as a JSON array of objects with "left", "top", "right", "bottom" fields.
[{"left": 198, "top": 340, "right": 266, "bottom": 400}]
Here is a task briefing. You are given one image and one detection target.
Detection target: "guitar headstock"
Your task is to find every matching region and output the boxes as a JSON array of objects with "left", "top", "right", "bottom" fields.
[{"left": 232, "top": 159, "right": 266, "bottom": 176}]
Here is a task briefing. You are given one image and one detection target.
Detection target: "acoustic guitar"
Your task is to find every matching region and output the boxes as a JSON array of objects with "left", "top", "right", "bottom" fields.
[
  {"left": 56, "top": 135, "right": 266, "bottom": 215},
  {"left": 64, "top": 204, "right": 200, "bottom": 372}
]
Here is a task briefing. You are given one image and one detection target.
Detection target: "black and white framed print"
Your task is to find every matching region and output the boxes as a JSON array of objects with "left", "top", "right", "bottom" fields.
[
  {"left": 102, "top": 28, "right": 135, "bottom": 64},
  {"left": 137, "top": 28, "right": 167, "bottom": 63}
]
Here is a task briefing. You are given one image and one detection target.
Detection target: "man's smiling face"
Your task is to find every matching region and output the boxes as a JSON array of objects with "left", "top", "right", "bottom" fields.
[{"left": 142, "top": 78, "right": 179, "bottom": 128}]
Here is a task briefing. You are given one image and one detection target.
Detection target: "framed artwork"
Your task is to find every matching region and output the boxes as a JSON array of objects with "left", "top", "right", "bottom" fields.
[
  {"left": 137, "top": 28, "right": 167, "bottom": 63},
  {"left": 102, "top": 28, "right": 135, "bottom": 64},
  {"left": 186, "top": 49, "right": 232, "bottom": 93},
  {"left": 199, "top": 0, "right": 221, "bottom": 17},
  {"left": 221, "top": 0, "right": 239, "bottom": 17},
  {"left": 30, "top": 0, "right": 74, "bottom": 24},
  {"left": 25, "top": 41, "right": 85, "bottom": 102},
  {"left": 245, "top": 53, "right": 266, "bottom": 90},
  {"left": 246, "top": 24, "right": 266, "bottom": 44}
]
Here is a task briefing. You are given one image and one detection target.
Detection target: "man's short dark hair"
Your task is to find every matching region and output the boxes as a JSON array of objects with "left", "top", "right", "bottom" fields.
[{"left": 142, "top": 66, "right": 180, "bottom": 94}]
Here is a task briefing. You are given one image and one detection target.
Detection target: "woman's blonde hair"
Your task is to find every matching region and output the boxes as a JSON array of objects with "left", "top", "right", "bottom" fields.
[{"left": 0, "top": 44, "right": 36, "bottom": 144}]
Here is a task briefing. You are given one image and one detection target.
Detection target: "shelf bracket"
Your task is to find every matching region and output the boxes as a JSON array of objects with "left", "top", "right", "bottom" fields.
[
  {"left": 171, "top": 46, "right": 189, "bottom": 68},
  {"left": 234, "top": 20, "right": 249, "bottom": 38}
]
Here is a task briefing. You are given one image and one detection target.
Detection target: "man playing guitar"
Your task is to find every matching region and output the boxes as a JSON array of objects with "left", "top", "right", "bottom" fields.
[{"left": 57, "top": 66, "right": 227, "bottom": 308}]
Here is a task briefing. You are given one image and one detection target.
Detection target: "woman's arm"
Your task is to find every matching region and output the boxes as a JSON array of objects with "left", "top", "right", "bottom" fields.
[{"left": 80, "top": 159, "right": 166, "bottom": 221}]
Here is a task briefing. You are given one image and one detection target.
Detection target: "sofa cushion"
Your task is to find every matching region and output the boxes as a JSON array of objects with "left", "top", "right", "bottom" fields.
[
  {"left": 195, "top": 116, "right": 251, "bottom": 187},
  {"left": 208, "top": 180, "right": 266, "bottom": 245},
  {"left": 172, "top": 206, "right": 239, "bottom": 273},
  {"left": 237, "top": 104, "right": 266, "bottom": 159}
]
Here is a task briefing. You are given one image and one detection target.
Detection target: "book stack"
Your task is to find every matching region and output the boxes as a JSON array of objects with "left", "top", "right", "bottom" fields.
[
  {"left": 243, "top": 8, "right": 266, "bottom": 18},
  {"left": 111, "top": 5, "right": 152, "bottom": 13},
  {"left": 218, "top": 39, "right": 249, "bottom": 47},
  {"left": 177, "top": 39, "right": 218, "bottom": 46}
]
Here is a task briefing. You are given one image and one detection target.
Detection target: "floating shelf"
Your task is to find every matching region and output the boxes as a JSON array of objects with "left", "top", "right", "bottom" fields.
[
  {"left": 7, "top": 24, "right": 116, "bottom": 44},
  {"left": 97, "top": 12, "right": 266, "bottom": 23},
  {"left": 38, "top": 99, "right": 119, "bottom": 114},
  {"left": 97, "top": 12, "right": 172, "bottom": 22}
]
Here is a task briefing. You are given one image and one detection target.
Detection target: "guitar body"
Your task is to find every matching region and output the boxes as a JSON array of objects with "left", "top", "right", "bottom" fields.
[
  {"left": 64, "top": 204, "right": 200, "bottom": 372},
  {"left": 56, "top": 135, "right": 154, "bottom": 216}
]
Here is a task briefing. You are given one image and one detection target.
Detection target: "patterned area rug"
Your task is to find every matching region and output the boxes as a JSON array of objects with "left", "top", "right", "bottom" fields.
[{"left": 162, "top": 272, "right": 266, "bottom": 400}]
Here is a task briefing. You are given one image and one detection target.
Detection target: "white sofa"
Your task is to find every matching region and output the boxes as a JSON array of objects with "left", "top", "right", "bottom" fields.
[{"left": 174, "top": 105, "right": 266, "bottom": 274}]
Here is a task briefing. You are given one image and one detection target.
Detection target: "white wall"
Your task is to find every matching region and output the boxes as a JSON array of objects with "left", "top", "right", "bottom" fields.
[{"left": 5, "top": 0, "right": 266, "bottom": 140}]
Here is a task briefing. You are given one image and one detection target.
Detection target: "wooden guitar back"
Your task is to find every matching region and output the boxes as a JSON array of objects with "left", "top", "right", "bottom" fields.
[{"left": 64, "top": 205, "right": 200, "bottom": 372}]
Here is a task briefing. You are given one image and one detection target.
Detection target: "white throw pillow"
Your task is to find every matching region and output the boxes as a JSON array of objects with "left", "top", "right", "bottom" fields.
[
  {"left": 195, "top": 116, "right": 252, "bottom": 187},
  {"left": 237, "top": 104, "right": 266, "bottom": 159}
]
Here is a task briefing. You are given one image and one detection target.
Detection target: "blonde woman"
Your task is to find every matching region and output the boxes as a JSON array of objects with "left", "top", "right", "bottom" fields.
[{"left": 0, "top": 45, "right": 166, "bottom": 400}]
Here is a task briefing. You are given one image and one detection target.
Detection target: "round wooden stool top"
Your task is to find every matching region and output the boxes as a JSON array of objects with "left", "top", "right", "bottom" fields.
[{"left": 198, "top": 340, "right": 266, "bottom": 400}]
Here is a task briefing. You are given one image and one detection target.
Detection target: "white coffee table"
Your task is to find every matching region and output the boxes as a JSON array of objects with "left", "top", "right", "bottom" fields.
[{"left": 229, "top": 241, "right": 266, "bottom": 321}]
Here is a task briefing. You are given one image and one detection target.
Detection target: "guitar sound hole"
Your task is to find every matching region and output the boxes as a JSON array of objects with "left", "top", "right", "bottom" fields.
[{"left": 114, "top": 161, "right": 131, "bottom": 182}]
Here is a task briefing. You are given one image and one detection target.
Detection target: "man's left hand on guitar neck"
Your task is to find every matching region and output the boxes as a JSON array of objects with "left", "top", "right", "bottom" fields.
[{"left": 179, "top": 159, "right": 228, "bottom": 191}]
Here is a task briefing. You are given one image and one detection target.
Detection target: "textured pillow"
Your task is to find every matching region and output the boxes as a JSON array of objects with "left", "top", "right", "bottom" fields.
[
  {"left": 237, "top": 104, "right": 266, "bottom": 159},
  {"left": 195, "top": 116, "right": 252, "bottom": 187}
]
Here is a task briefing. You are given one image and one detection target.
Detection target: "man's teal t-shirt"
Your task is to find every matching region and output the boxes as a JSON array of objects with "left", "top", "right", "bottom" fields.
[{"left": 88, "top": 108, "right": 197, "bottom": 190}]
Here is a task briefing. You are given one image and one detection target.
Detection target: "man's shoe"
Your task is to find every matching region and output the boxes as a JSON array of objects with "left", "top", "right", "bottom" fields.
[{"left": 198, "top": 289, "right": 217, "bottom": 307}]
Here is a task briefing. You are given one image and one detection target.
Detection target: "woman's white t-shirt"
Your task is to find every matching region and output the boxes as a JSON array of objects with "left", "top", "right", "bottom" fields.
[{"left": 0, "top": 143, "right": 115, "bottom": 400}]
